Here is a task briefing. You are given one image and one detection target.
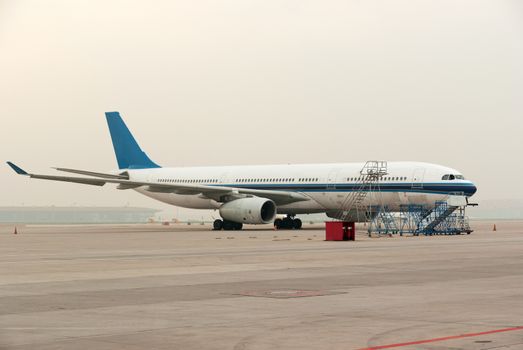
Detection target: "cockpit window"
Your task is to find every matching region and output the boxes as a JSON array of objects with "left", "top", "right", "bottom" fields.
[{"left": 442, "top": 174, "right": 465, "bottom": 180}]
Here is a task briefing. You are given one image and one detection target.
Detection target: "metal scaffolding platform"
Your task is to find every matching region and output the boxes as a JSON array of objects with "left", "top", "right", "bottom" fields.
[
  {"left": 367, "top": 205, "right": 399, "bottom": 235},
  {"left": 370, "top": 201, "right": 472, "bottom": 236}
]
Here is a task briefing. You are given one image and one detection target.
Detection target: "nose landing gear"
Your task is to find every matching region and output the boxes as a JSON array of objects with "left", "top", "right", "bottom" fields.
[{"left": 274, "top": 215, "right": 302, "bottom": 230}]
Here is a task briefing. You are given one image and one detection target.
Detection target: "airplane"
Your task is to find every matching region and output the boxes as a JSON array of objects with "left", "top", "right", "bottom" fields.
[{"left": 7, "top": 111, "right": 477, "bottom": 231}]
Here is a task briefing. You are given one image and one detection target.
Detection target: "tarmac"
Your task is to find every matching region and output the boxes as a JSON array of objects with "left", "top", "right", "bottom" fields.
[{"left": 0, "top": 220, "right": 522, "bottom": 349}]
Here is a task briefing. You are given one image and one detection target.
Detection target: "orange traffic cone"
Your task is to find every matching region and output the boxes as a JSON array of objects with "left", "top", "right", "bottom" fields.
[
  {"left": 493, "top": 224, "right": 497, "bottom": 232},
  {"left": 13, "top": 227, "right": 17, "bottom": 235}
]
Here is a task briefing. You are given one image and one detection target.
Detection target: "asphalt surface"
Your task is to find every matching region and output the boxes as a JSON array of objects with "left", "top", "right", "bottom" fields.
[{"left": 0, "top": 221, "right": 521, "bottom": 349}]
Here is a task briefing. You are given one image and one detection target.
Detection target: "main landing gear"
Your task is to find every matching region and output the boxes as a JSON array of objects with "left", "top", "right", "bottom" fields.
[
  {"left": 274, "top": 215, "right": 302, "bottom": 230},
  {"left": 213, "top": 219, "right": 243, "bottom": 231}
]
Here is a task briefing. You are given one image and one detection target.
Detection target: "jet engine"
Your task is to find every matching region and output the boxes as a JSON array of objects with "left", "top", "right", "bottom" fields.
[{"left": 219, "top": 197, "right": 276, "bottom": 224}]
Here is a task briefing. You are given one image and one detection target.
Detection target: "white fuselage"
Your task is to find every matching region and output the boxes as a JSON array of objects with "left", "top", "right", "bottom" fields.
[{"left": 127, "top": 161, "right": 477, "bottom": 216}]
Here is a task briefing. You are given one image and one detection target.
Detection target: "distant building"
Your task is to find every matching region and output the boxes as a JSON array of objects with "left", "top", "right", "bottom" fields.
[{"left": 0, "top": 206, "right": 159, "bottom": 224}]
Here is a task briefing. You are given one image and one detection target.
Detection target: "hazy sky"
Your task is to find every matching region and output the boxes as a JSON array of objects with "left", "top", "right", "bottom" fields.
[{"left": 1, "top": 0, "right": 522, "bottom": 217}]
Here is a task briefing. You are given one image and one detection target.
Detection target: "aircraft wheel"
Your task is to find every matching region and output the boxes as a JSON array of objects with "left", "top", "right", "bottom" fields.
[
  {"left": 274, "top": 218, "right": 282, "bottom": 230},
  {"left": 222, "top": 220, "right": 234, "bottom": 231},
  {"left": 213, "top": 219, "right": 223, "bottom": 231},
  {"left": 293, "top": 218, "right": 302, "bottom": 230},
  {"left": 234, "top": 222, "right": 243, "bottom": 230},
  {"left": 282, "top": 217, "right": 293, "bottom": 230}
]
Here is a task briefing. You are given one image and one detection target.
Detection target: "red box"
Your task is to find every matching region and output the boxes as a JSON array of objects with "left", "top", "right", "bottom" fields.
[{"left": 325, "top": 221, "right": 355, "bottom": 241}]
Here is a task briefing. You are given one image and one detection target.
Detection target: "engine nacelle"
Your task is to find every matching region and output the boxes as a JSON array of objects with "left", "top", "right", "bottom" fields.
[{"left": 219, "top": 197, "right": 277, "bottom": 224}]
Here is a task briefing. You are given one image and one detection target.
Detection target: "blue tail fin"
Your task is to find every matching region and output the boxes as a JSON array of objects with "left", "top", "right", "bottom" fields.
[{"left": 105, "top": 112, "right": 160, "bottom": 169}]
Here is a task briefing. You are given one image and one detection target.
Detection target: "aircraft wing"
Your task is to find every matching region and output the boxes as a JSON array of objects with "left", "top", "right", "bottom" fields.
[{"left": 6, "top": 162, "right": 310, "bottom": 206}]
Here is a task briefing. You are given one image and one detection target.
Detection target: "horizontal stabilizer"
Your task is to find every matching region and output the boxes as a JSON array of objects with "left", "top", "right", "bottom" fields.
[{"left": 54, "top": 167, "right": 129, "bottom": 179}]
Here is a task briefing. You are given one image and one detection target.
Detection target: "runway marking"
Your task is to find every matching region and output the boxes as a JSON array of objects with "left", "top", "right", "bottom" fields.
[{"left": 358, "top": 326, "right": 523, "bottom": 350}]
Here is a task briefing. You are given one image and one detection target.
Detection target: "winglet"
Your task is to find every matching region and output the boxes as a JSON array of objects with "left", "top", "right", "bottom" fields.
[{"left": 6, "top": 162, "right": 29, "bottom": 175}]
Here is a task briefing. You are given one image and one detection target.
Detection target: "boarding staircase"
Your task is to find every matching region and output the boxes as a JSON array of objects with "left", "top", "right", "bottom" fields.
[
  {"left": 417, "top": 201, "right": 462, "bottom": 235},
  {"left": 336, "top": 161, "right": 388, "bottom": 222}
]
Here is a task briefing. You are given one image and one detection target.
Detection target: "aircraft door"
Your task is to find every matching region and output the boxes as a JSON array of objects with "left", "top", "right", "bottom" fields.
[
  {"left": 411, "top": 168, "right": 425, "bottom": 189},
  {"left": 327, "top": 168, "right": 340, "bottom": 189}
]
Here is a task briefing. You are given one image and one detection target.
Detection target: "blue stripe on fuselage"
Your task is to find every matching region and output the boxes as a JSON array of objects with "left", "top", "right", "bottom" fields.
[{"left": 215, "top": 182, "right": 477, "bottom": 196}]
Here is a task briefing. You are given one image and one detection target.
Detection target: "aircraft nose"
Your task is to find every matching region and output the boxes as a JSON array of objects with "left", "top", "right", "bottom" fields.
[{"left": 468, "top": 182, "right": 477, "bottom": 196}]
